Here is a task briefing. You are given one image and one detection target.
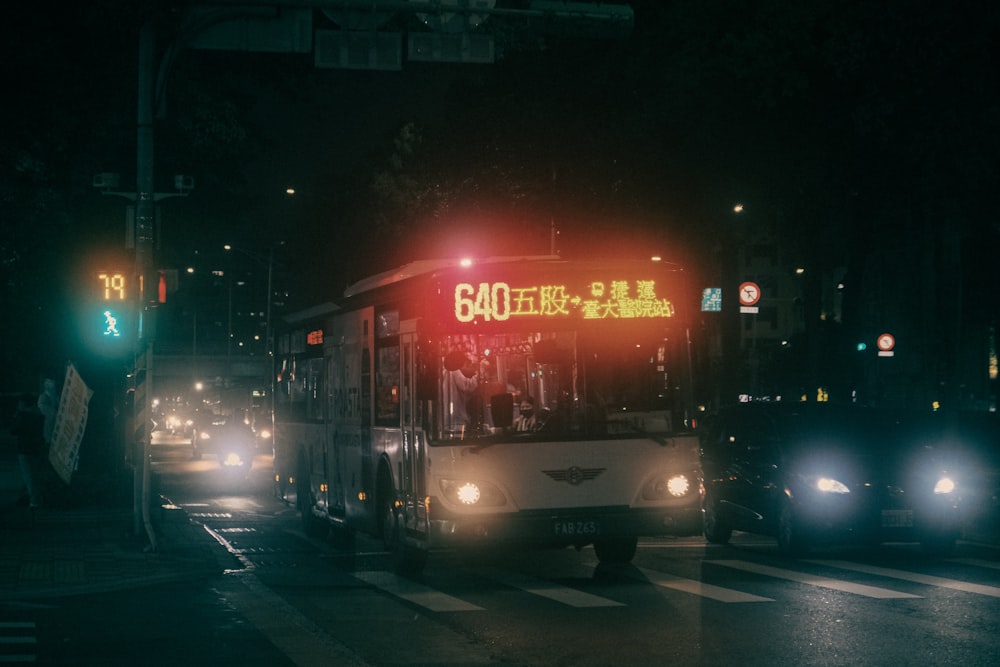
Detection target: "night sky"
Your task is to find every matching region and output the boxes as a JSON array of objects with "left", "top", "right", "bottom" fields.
[{"left": 2, "top": 1, "right": 998, "bottom": 402}]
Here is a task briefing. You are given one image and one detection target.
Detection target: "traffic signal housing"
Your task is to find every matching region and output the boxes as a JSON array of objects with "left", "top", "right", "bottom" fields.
[{"left": 78, "top": 268, "right": 136, "bottom": 357}]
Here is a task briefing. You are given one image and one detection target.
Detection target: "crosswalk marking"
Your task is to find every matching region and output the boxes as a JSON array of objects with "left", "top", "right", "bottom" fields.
[
  {"left": 706, "top": 560, "right": 922, "bottom": 599},
  {"left": 631, "top": 567, "right": 774, "bottom": 603},
  {"left": 947, "top": 557, "right": 1000, "bottom": 571},
  {"left": 355, "top": 571, "right": 485, "bottom": 612},
  {"left": 475, "top": 568, "right": 625, "bottom": 607},
  {"left": 0, "top": 621, "right": 37, "bottom": 664},
  {"left": 350, "top": 555, "right": 999, "bottom": 611},
  {"left": 807, "top": 560, "right": 1000, "bottom": 598}
]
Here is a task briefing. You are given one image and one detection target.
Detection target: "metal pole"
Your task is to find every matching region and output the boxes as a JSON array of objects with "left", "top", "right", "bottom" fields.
[
  {"left": 136, "top": 20, "right": 157, "bottom": 550},
  {"left": 266, "top": 247, "right": 276, "bottom": 456}
]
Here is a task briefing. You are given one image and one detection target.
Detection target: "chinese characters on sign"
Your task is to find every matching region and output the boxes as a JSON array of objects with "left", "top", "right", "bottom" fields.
[{"left": 454, "top": 279, "right": 675, "bottom": 323}]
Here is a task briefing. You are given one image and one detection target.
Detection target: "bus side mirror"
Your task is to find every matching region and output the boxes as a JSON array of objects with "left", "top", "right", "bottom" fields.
[{"left": 491, "top": 393, "right": 514, "bottom": 429}]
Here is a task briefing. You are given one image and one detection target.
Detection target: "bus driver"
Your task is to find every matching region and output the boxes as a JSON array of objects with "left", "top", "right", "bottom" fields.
[{"left": 444, "top": 350, "right": 479, "bottom": 429}]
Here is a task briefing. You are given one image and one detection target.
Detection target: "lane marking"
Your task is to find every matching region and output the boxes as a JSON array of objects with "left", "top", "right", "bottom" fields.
[
  {"left": 706, "top": 560, "right": 922, "bottom": 599},
  {"left": 354, "top": 571, "right": 485, "bottom": 612},
  {"left": 631, "top": 567, "right": 774, "bottom": 603},
  {"left": 807, "top": 560, "right": 1000, "bottom": 598},
  {"left": 474, "top": 568, "right": 625, "bottom": 607}
]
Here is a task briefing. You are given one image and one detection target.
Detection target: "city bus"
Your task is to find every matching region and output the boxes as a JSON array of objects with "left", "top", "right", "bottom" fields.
[{"left": 273, "top": 255, "right": 703, "bottom": 572}]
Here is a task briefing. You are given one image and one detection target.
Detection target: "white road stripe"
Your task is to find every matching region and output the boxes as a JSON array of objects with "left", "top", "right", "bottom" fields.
[
  {"left": 355, "top": 571, "right": 485, "bottom": 612},
  {"left": 947, "top": 557, "right": 1000, "bottom": 571},
  {"left": 706, "top": 560, "right": 922, "bottom": 599},
  {"left": 632, "top": 567, "right": 774, "bottom": 603},
  {"left": 0, "top": 621, "right": 37, "bottom": 664},
  {"left": 475, "top": 569, "right": 625, "bottom": 607},
  {"left": 807, "top": 560, "right": 1000, "bottom": 598}
]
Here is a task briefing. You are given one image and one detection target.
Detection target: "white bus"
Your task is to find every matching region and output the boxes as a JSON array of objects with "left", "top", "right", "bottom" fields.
[{"left": 273, "top": 255, "right": 702, "bottom": 572}]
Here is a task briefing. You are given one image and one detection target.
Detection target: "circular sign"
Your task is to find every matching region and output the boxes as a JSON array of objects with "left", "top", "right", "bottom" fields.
[
  {"left": 738, "top": 281, "right": 761, "bottom": 306},
  {"left": 877, "top": 333, "right": 895, "bottom": 351}
]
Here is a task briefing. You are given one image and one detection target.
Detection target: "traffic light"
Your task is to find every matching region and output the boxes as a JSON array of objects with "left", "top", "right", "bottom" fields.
[{"left": 80, "top": 268, "right": 135, "bottom": 356}]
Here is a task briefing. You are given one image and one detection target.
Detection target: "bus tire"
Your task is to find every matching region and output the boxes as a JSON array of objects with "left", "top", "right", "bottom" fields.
[
  {"left": 298, "top": 459, "right": 325, "bottom": 538},
  {"left": 593, "top": 537, "right": 638, "bottom": 564},
  {"left": 382, "top": 500, "right": 427, "bottom": 575},
  {"left": 702, "top": 488, "right": 733, "bottom": 544}
]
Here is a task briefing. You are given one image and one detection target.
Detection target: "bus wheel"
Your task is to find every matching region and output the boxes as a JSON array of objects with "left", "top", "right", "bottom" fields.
[
  {"left": 593, "top": 537, "right": 638, "bottom": 564},
  {"left": 703, "top": 489, "right": 733, "bottom": 544},
  {"left": 382, "top": 501, "right": 427, "bottom": 575},
  {"left": 298, "top": 464, "right": 325, "bottom": 538}
]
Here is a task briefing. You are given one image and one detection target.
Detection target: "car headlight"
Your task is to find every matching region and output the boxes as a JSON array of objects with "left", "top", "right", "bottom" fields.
[
  {"left": 438, "top": 478, "right": 506, "bottom": 507},
  {"left": 933, "top": 476, "right": 956, "bottom": 494},
  {"left": 816, "top": 477, "right": 850, "bottom": 494},
  {"left": 199, "top": 431, "right": 211, "bottom": 441},
  {"left": 222, "top": 452, "right": 246, "bottom": 467},
  {"left": 642, "top": 473, "right": 694, "bottom": 500}
]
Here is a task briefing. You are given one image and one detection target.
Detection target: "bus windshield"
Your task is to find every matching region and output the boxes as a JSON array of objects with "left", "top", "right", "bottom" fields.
[{"left": 428, "top": 327, "right": 690, "bottom": 444}]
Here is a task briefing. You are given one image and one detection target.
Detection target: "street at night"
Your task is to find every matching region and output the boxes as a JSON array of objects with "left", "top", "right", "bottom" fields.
[
  {"left": 3, "top": 434, "right": 998, "bottom": 665},
  {"left": 3, "top": 2, "right": 999, "bottom": 665}
]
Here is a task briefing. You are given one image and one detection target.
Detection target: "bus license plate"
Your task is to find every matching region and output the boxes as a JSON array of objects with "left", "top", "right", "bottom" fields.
[
  {"left": 881, "top": 509, "right": 914, "bottom": 528},
  {"left": 553, "top": 519, "right": 600, "bottom": 536}
]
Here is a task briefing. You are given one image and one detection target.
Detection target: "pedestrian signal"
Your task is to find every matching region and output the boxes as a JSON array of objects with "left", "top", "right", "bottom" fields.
[{"left": 79, "top": 269, "right": 135, "bottom": 356}]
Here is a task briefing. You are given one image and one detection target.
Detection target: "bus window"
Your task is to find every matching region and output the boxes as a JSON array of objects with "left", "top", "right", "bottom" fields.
[
  {"left": 375, "top": 340, "right": 401, "bottom": 426},
  {"left": 427, "top": 330, "right": 687, "bottom": 443}
]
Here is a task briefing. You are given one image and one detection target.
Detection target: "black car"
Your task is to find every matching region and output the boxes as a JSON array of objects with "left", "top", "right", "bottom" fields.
[
  {"left": 192, "top": 414, "right": 255, "bottom": 464},
  {"left": 699, "top": 403, "right": 969, "bottom": 555}
]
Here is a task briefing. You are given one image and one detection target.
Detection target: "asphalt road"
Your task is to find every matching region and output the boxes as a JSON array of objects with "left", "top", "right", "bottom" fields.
[{"left": 5, "top": 436, "right": 996, "bottom": 666}]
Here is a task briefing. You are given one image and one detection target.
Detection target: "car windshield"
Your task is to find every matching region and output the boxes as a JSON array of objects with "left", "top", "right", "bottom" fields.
[{"left": 778, "top": 406, "right": 905, "bottom": 453}]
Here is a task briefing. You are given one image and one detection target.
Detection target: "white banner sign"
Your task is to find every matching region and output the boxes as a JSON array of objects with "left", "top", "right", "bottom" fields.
[{"left": 48, "top": 363, "right": 94, "bottom": 485}]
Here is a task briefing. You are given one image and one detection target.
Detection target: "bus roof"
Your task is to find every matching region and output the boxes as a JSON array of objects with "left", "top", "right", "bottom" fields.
[
  {"left": 282, "top": 301, "right": 339, "bottom": 325},
  {"left": 343, "top": 255, "right": 563, "bottom": 299}
]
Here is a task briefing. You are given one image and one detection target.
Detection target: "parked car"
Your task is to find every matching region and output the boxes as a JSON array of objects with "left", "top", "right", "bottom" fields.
[{"left": 699, "top": 402, "right": 969, "bottom": 555}]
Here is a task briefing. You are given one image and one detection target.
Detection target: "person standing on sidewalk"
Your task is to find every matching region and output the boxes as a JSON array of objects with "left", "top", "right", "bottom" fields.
[
  {"left": 11, "top": 394, "right": 45, "bottom": 509},
  {"left": 38, "top": 378, "right": 58, "bottom": 448}
]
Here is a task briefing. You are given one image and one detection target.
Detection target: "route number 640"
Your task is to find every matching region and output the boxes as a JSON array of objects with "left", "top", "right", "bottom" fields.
[{"left": 454, "top": 282, "right": 511, "bottom": 322}]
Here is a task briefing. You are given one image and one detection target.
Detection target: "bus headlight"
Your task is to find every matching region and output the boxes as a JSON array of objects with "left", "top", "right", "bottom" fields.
[
  {"left": 642, "top": 473, "right": 693, "bottom": 500},
  {"left": 933, "top": 476, "right": 956, "bottom": 495},
  {"left": 438, "top": 478, "right": 506, "bottom": 507},
  {"left": 816, "top": 477, "right": 851, "bottom": 494}
]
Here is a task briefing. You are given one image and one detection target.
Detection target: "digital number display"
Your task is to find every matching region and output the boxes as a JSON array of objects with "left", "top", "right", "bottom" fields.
[
  {"left": 453, "top": 279, "right": 675, "bottom": 323},
  {"left": 306, "top": 329, "right": 324, "bottom": 346},
  {"left": 98, "top": 271, "right": 127, "bottom": 301}
]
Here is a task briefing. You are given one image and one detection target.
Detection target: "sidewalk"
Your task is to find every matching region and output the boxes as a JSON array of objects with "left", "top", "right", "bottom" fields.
[{"left": 0, "top": 434, "right": 237, "bottom": 601}]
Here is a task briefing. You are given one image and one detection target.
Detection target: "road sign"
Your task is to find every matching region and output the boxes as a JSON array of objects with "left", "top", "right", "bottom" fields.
[
  {"left": 701, "top": 287, "right": 722, "bottom": 312},
  {"left": 739, "top": 281, "right": 760, "bottom": 313},
  {"left": 877, "top": 333, "right": 895, "bottom": 357}
]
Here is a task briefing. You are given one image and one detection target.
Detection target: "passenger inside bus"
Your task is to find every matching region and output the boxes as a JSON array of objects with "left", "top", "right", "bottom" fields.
[
  {"left": 444, "top": 350, "right": 479, "bottom": 430},
  {"left": 513, "top": 395, "right": 540, "bottom": 432}
]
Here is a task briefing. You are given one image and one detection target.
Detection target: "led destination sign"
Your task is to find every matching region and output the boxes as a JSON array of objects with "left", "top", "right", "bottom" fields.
[{"left": 453, "top": 279, "right": 675, "bottom": 323}]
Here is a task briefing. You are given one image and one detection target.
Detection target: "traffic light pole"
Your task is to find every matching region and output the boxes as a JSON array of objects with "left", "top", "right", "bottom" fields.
[{"left": 134, "top": 20, "right": 157, "bottom": 550}]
